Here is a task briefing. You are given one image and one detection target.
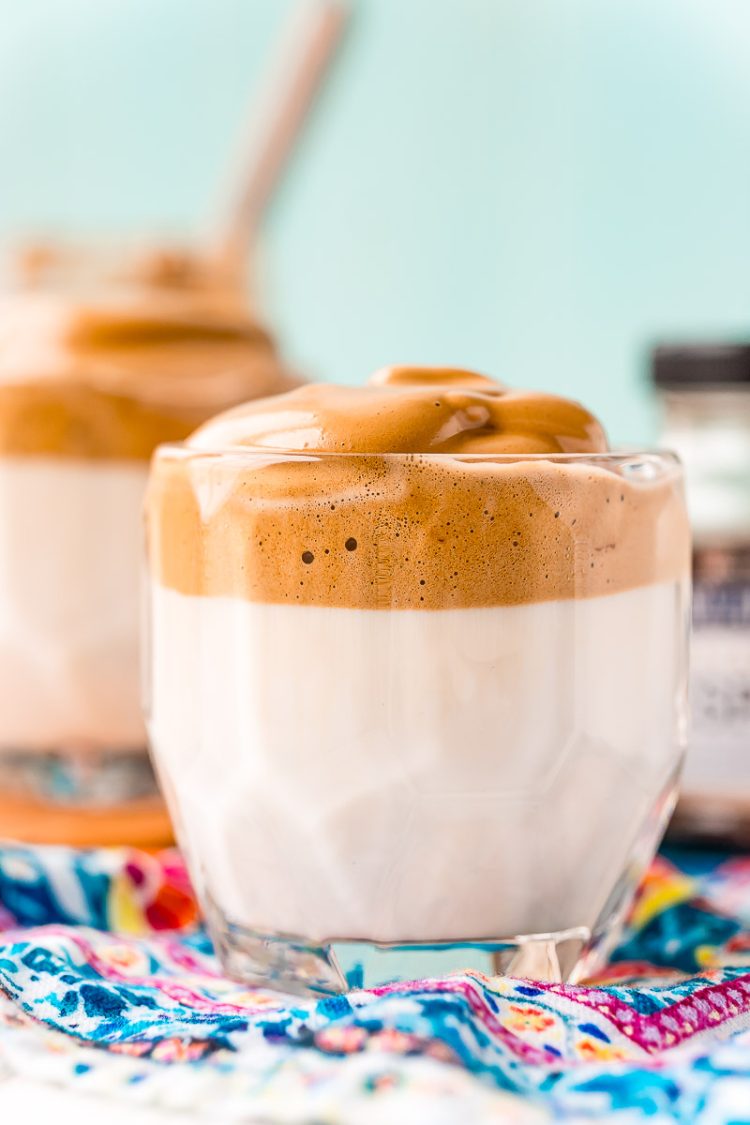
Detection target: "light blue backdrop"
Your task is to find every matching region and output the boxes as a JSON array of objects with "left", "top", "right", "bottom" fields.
[{"left": 1, "top": 0, "right": 749, "bottom": 441}]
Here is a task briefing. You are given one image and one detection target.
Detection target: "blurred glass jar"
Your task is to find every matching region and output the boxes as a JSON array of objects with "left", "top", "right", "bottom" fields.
[
  {"left": 653, "top": 344, "right": 750, "bottom": 843},
  {"left": 0, "top": 240, "right": 297, "bottom": 845}
]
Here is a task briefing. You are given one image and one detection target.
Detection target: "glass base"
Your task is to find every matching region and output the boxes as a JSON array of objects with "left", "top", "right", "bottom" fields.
[{"left": 208, "top": 905, "right": 592, "bottom": 998}]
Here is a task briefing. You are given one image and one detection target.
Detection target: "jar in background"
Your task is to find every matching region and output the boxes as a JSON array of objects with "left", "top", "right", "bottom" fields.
[
  {"left": 0, "top": 241, "right": 298, "bottom": 846},
  {"left": 653, "top": 344, "right": 750, "bottom": 843}
]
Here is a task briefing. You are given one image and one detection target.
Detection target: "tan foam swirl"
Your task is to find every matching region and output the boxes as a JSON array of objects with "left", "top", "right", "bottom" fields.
[
  {"left": 189, "top": 366, "right": 608, "bottom": 455},
  {"left": 0, "top": 292, "right": 296, "bottom": 460},
  {"left": 146, "top": 367, "right": 690, "bottom": 608}
]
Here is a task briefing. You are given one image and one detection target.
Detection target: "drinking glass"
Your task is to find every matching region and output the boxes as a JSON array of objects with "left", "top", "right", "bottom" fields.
[{"left": 145, "top": 447, "right": 690, "bottom": 995}]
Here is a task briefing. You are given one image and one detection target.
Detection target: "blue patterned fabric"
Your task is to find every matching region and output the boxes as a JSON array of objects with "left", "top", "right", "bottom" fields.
[{"left": 2, "top": 846, "right": 750, "bottom": 1121}]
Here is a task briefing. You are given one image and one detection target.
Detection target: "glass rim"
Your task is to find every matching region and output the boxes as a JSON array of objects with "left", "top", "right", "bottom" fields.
[{"left": 152, "top": 442, "right": 682, "bottom": 467}]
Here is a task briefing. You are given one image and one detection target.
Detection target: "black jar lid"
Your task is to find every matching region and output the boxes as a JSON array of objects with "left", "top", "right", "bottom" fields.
[{"left": 652, "top": 344, "right": 750, "bottom": 389}]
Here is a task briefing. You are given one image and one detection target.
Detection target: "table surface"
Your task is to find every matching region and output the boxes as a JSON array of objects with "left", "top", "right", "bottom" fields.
[{"left": 0, "top": 1075, "right": 194, "bottom": 1120}]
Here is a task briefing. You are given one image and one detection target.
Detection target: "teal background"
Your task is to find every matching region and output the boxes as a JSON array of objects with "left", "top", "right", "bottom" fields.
[{"left": 1, "top": 0, "right": 749, "bottom": 441}]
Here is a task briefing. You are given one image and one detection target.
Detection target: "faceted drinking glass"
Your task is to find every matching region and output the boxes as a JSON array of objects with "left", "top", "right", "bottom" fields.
[{"left": 145, "top": 447, "right": 690, "bottom": 996}]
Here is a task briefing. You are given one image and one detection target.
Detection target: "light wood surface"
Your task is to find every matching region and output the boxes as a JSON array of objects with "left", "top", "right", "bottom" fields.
[{"left": 0, "top": 793, "right": 174, "bottom": 848}]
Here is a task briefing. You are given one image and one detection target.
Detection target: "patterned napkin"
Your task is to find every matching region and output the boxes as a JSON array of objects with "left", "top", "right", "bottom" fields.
[{"left": 2, "top": 845, "right": 750, "bottom": 1122}]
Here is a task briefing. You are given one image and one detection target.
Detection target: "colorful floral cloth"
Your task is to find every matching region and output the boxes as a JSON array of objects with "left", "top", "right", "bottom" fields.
[{"left": 3, "top": 847, "right": 750, "bottom": 1121}]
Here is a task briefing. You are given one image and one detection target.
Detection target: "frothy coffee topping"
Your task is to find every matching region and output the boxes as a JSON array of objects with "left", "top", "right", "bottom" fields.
[
  {"left": 147, "top": 367, "right": 690, "bottom": 609},
  {"left": 0, "top": 291, "right": 296, "bottom": 460},
  {"left": 189, "top": 366, "right": 608, "bottom": 455}
]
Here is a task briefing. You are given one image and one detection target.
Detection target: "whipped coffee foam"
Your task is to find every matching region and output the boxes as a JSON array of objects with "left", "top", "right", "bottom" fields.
[
  {"left": 0, "top": 290, "right": 296, "bottom": 459},
  {"left": 189, "top": 366, "right": 608, "bottom": 455},
  {"left": 147, "top": 367, "right": 689, "bottom": 608}
]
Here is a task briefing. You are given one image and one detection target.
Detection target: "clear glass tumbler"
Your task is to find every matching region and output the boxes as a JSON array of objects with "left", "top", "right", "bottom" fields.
[{"left": 145, "top": 446, "right": 690, "bottom": 996}]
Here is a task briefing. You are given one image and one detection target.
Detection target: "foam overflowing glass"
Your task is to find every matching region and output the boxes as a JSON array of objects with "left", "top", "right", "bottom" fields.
[{"left": 144, "top": 445, "right": 690, "bottom": 996}]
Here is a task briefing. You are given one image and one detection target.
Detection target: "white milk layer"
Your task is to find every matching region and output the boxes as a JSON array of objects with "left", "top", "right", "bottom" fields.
[
  {"left": 148, "top": 582, "right": 686, "bottom": 943},
  {"left": 0, "top": 458, "right": 148, "bottom": 751}
]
